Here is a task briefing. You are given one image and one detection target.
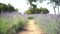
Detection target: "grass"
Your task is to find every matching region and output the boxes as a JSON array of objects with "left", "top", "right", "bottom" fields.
[
  {"left": 0, "top": 15, "right": 27, "bottom": 34},
  {"left": 34, "top": 16, "right": 60, "bottom": 34},
  {"left": 0, "top": 14, "right": 60, "bottom": 34}
]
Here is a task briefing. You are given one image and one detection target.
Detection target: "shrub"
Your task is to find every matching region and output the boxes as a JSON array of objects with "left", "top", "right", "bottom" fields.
[
  {"left": 34, "top": 16, "right": 60, "bottom": 34},
  {"left": 0, "top": 15, "right": 27, "bottom": 34},
  {"left": 28, "top": 16, "right": 34, "bottom": 19}
]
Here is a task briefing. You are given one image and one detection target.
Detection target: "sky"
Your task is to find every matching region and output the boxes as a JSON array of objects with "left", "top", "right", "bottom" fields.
[{"left": 0, "top": 0, "right": 59, "bottom": 14}]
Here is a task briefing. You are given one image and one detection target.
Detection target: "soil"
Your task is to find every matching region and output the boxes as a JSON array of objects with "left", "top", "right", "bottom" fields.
[{"left": 17, "top": 19, "right": 44, "bottom": 34}]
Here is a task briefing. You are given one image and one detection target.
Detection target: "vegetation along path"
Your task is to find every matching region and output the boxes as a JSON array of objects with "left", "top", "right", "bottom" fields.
[{"left": 17, "top": 19, "right": 44, "bottom": 34}]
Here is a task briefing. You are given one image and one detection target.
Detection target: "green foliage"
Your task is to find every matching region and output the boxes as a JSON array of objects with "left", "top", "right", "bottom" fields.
[
  {"left": 8, "top": 4, "right": 15, "bottom": 12},
  {"left": 0, "top": 3, "right": 18, "bottom": 13},
  {"left": 34, "top": 16, "right": 59, "bottom": 34},
  {"left": 27, "top": 0, "right": 37, "bottom": 9},
  {"left": 49, "top": 0, "right": 60, "bottom": 14},
  {"left": 26, "top": 0, "right": 49, "bottom": 14},
  {"left": 27, "top": 0, "right": 37, "bottom": 5},
  {"left": 39, "top": 7, "right": 49, "bottom": 14},
  {"left": 0, "top": 16, "right": 26, "bottom": 34},
  {"left": 25, "top": 7, "right": 49, "bottom": 14},
  {"left": 28, "top": 16, "right": 34, "bottom": 19},
  {"left": 25, "top": 9, "right": 32, "bottom": 14}
]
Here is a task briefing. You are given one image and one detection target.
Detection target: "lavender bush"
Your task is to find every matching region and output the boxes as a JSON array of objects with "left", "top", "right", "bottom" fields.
[
  {"left": 34, "top": 14, "right": 60, "bottom": 34},
  {"left": 0, "top": 12, "right": 27, "bottom": 34}
]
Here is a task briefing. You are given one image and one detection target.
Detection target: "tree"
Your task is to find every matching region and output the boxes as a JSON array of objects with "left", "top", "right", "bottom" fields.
[
  {"left": 38, "top": 0, "right": 60, "bottom": 14},
  {"left": 24, "top": 7, "right": 49, "bottom": 14},
  {"left": 0, "top": 3, "right": 6, "bottom": 13},
  {"left": 47, "top": 1, "right": 57, "bottom": 14},
  {"left": 49, "top": 0, "right": 60, "bottom": 14},
  {"left": 8, "top": 4, "right": 15, "bottom": 12},
  {"left": 26, "top": 0, "right": 49, "bottom": 14},
  {"left": 39, "top": 7, "right": 49, "bottom": 14},
  {"left": 3, "top": 4, "right": 8, "bottom": 11},
  {"left": 27, "top": 0, "right": 37, "bottom": 10},
  {"left": 0, "top": 3, "right": 18, "bottom": 13},
  {"left": 14, "top": 8, "right": 19, "bottom": 11},
  {"left": 28, "top": 0, "right": 60, "bottom": 14}
]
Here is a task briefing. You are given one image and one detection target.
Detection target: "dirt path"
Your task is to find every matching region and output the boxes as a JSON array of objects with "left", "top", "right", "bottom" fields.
[{"left": 17, "top": 19, "right": 44, "bottom": 34}]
